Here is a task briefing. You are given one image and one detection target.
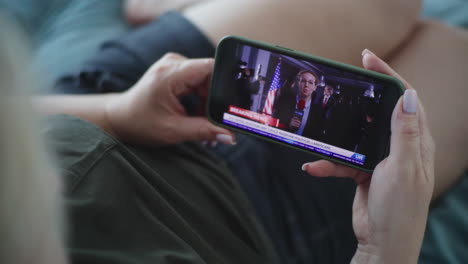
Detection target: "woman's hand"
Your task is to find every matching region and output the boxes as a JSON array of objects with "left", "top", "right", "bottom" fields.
[
  {"left": 302, "top": 50, "right": 435, "bottom": 264},
  {"left": 105, "top": 53, "right": 235, "bottom": 146}
]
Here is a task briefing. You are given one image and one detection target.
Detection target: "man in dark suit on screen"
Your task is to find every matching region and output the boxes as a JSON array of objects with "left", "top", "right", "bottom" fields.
[
  {"left": 309, "top": 84, "right": 337, "bottom": 143},
  {"left": 273, "top": 70, "right": 319, "bottom": 136}
]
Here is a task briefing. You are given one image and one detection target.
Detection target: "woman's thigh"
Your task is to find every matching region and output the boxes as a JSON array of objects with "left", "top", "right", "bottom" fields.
[{"left": 184, "top": 0, "right": 421, "bottom": 66}]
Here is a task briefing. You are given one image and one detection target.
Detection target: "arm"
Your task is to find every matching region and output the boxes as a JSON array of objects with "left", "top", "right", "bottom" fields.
[
  {"left": 36, "top": 54, "right": 235, "bottom": 146},
  {"left": 35, "top": 94, "right": 118, "bottom": 137}
]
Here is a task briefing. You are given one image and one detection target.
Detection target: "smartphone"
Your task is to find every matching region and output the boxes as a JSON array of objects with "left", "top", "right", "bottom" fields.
[{"left": 207, "top": 36, "right": 405, "bottom": 172}]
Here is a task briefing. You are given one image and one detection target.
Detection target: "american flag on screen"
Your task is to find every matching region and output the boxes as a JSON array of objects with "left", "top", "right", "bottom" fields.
[{"left": 262, "top": 59, "right": 282, "bottom": 115}]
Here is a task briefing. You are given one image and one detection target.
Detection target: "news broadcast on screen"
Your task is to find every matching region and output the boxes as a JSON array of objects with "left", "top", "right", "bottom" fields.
[{"left": 222, "top": 44, "right": 386, "bottom": 166}]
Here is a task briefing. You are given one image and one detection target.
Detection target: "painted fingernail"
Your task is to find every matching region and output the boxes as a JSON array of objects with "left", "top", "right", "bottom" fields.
[
  {"left": 210, "top": 141, "right": 218, "bottom": 147},
  {"left": 201, "top": 140, "right": 208, "bottom": 146},
  {"left": 216, "top": 134, "right": 235, "bottom": 145},
  {"left": 403, "top": 89, "right": 418, "bottom": 114},
  {"left": 301, "top": 163, "right": 310, "bottom": 171},
  {"left": 361, "top": 48, "right": 375, "bottom": 57}
]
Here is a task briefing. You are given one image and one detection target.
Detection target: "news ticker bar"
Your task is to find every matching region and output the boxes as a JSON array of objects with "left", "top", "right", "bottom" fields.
[{"left": 223, "top": 112, "right": 366, "bottom": 165}]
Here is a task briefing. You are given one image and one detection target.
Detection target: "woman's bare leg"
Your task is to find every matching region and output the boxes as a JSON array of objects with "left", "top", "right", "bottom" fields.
[
  {"left": 183, "top": 0, "right": 467, "bottom": 198},
  {"left": 184, "top": 0, "right": 422, "bottom": 66},
  {"left": 386, "top": 21, "right": 468, "bottom": 197},
  {"left": 125, "top": 0, "right": 208, "bottom": 24}
]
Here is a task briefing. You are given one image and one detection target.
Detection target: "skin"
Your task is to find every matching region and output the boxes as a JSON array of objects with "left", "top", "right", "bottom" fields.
[
  {"left": 323, "top": 85, "right": 333, "bottom": 97},
  {"left": 304, "top": 51, "right": 435, "bottom": 264},
  {"left": 386, "top": 21, "right": 468, "bottom": 198},
  {"left": 181, "top": 0, "right": 467, "bottom": 198},
  {"left": 128, "top": 0, "right": 468, "bottom": 197},
  {"left": 124, "top": 0, "right": 206, "bottom": 25},
  {"left": 40, "top": 0, "right": 465, "bottom": 261},
  {"left": 290, "top": 72, "right": 317, "bottom": 130},
  {"left": 36, "top": 51, "right": 434, "bottom": 263},
  {"left": 298, "top": 72, "right": 317, "bottom": 100},
  {"left": 184, "top": 0, "right": 422, "bottom": 66},
  {"left": 36, "top": 53, "right": 236, "bottom": 146}
]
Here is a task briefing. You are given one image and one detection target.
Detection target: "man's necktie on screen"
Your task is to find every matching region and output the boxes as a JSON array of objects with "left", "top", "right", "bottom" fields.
[{"left": 322, "top": 97, "right": 328, "bottom": 108}]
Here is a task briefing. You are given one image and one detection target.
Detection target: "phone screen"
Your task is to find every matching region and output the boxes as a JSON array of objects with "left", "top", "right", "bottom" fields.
[{"left": 209, "top": 37, "right": 403, "bottom": 171}]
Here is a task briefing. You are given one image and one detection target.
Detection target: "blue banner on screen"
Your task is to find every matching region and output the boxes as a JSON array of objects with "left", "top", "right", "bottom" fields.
[{"left": 223, "top": 112, "right": 366, "bottom": 166}]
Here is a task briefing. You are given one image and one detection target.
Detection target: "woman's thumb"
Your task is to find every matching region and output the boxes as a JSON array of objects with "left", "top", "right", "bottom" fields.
[
  {"left": 390, "top": 89, "right": 421, "bottom": 157},
  {"left": 176, "top": 117, "right": 236, "bottom": 145}
]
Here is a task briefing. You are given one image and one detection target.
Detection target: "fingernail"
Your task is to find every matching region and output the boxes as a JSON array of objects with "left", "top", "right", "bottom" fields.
[
  {"left": 403, "top": 89, "right": 418, "bottom": 114},
  {"left": 301, "top": 163, "right": 310, "bottom": 171},
  {"left": 201, "top": 140, "right": 208, "bottom": 146},
  {"left": 210, "top": 141, "right": 218, "bottom": 147},
  {"left": 216, "top": 134, "right": 235, "bottom": 145},
  {"left": 361, "top": 48, "right": 375, "bottom": 57}
]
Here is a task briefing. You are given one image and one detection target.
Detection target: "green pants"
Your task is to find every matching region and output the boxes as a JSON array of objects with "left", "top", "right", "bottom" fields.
[{"left": 43, "top": 115, "right": 279, "bottom": 264}]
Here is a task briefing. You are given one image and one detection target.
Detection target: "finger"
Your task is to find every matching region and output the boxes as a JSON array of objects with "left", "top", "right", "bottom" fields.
[
  {"left": 361, "top": 49, "right": 412, "bottom": 89},
  {"left": 195, "top": 74, "right": 211, "bottom": 98},
  {"left": 302, "top": 160, "right": 370, "bottom": 184},
  {"left": 362, "top": 50, "right": 426, "bottom": 161},
  {"left": 417, "top": 98, "right": 433, "bottom": 144},
  {"left": 171, "top": 58, "right": 215, "bottom": 96},
  {"left": 175, "top": 116, "right": 236, "bottom": 145},
  {"left": 139, "top": 53, "right": 187, "bottom": 86},
  {"left": 157, "top": 52, "right": 187, "bottom": 64},
  {"left": 413, "top": 93, "right": 436, "bottom": 175},
  {"left": 389, "top": 89, "right": 422, "bottom": 159}
]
